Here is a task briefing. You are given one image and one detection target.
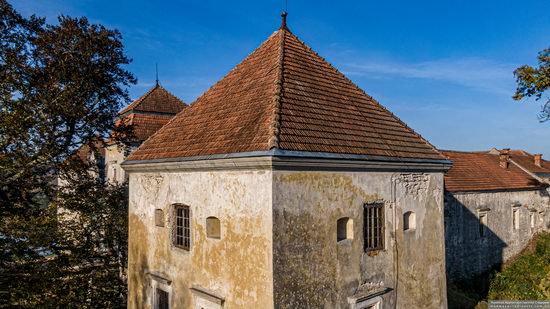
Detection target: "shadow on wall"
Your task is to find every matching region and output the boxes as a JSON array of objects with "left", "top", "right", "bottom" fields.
[
  {"left": 444, "top": 193, "right": 507, "bottom": 308},
  {"left": 538, "top": 189, "right": 550, "bottom": 230}
]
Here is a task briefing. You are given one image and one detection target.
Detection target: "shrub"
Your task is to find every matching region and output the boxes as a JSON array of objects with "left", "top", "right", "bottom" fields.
[{"left": 488, "top": 232, "right": 550, "bottom": 300}]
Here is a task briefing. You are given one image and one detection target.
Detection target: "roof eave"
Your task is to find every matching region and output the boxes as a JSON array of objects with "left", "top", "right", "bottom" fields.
[
  {"left": 121, "top": 149, "right": 452, "bottom": 173},
  {"left": 446, "top": 186, "right": 547, "bottom": 194}
]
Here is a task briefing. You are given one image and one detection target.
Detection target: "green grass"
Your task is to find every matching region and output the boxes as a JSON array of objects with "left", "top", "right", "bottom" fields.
[{"left": 488, "top": 232, "right": 550, "bottom": 300}]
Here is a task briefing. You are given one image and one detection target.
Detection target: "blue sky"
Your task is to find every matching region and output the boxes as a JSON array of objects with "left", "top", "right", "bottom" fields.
[{"left": 13, "top": 0, "right": 550, "bottom": 156}]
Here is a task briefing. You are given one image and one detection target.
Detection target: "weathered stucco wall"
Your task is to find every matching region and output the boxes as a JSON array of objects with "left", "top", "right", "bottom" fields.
[
  {"left": 272, "top": 171, "right": 447, "bottom": 309},
  {"left": 445, "top": 189, "right": 550, "bottom": 283},
  {"left": 105, "top": 144, "right": 127, "bottom": 183},
  {"left": 127, "top": 170, "right": 273, "bottom": 309}
]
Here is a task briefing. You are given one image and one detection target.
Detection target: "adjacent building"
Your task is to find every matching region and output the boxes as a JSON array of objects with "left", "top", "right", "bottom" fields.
[
  {"left": 442, "top": 150, "right": 550, "bottom": 287},
  {"left": 122, "top": 16, "right": 452, "bottom": 309},
  {"left": 105, "top": 84, "right": 186, "bottom": 183}
]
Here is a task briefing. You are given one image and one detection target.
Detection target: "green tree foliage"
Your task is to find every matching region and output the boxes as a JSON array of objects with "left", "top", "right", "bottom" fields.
[
  {"left": 0, "top": 0, "right": 135, "bottom": 307},
  {"left": 514, "top": 47, "right": 550, "bottom": 122},
  {"left": 488, "top": 232, "right": 550, "bottom": 300}
]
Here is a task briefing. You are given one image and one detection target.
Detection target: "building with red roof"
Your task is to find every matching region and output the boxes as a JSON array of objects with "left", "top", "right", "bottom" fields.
[
  {"left": 105, "top": 84, "right": 186, "bottom": 183},
  {"left": 442, "top": 149, "right": 550, "bottom": 289},
  {"left": 123, "top": 15, "right": 451, "bottom": 309}
]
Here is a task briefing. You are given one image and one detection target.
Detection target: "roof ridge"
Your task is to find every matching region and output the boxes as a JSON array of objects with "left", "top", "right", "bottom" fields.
[
  {"left": 440, "top": 149, "right": 497, "bottom": 154},
  {"left": 268, "top": 30, "right": 286, "bottom": 149},
  {"left": 284, "top": 31, "right": 442, "bottom": 158}
]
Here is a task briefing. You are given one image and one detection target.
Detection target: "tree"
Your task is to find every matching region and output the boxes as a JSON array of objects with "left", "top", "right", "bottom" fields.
[
  {"left": 513, "top": 47, "right": 550, "bottom": 122},
  {"left": 0, "top": 0, "right": 135, "bottom": 306}
]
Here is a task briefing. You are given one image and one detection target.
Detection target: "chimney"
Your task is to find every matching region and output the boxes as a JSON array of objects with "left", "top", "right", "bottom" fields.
[
  {"left": 500, "top": 149, "right": 510, "bottom": 169},
  {"left": 535, "top": 154, "right": 543, "bottom": 167}
]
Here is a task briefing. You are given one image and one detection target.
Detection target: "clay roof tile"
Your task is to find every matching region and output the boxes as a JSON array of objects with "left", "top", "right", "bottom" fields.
[
  {"left": 442, "top": 150, "right": 544, "bottom": 192},
  {"left": 128, "top": 26, "right": 445, "bottom": 162}
]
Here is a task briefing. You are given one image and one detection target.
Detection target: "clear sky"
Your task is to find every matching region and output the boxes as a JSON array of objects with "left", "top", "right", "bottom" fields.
[{"left": 13, "top": 0, "right": 550, "bottom": 156}]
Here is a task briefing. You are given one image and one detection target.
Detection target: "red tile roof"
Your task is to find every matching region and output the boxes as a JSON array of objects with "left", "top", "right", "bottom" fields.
[
  {"left": 119, "top": 84, "right": 186, "bottom": 116},
  {"left": 442, "top": 150, "right": 543, "bottom": 192},
  {"left": 127, "top": 27, "right": 445, "bottom": 162},
  {"left": 506, "top": 150, "right": 550, "bottom": 174},
  {"left": 116, "top": 85, "right": 186, "bottom": 142},
  {"left": 122, "top": 113, "right": 176, "bottom": 142}
]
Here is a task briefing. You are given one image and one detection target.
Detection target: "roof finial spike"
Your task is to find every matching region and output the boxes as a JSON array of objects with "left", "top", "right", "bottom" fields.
[
  {"left": 155, "top": 63, "right": 159, "bottom": 86},
  {"left": 280, "top": 11, "right": 288, "bottom": 30}
]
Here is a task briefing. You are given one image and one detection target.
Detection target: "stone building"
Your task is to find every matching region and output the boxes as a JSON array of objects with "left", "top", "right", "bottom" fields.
[
  {"left": 122, "top": 16, "right": 452, "bottom": 309},
  {"left": 105, "top": 84, "right": 186, "bottom": 183},
  {"left": 442, "top": 150, "right": 550, "bottom": 286}
]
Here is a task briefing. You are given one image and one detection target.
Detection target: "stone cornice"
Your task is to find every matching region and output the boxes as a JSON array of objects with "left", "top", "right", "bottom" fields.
[{"left": 121, "top": 150, "right": 452, "bottom": 173}]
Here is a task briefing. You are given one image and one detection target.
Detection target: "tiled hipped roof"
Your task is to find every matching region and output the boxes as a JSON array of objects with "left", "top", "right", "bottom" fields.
[
  {"left": 120, "top": 113, "right": 176, "bottom": 142},
  {"left": 442, "top": 150, "right": 544, "bottom": 193},
  {"left": 127, "top": 27, "right": 445, "bottom": 162},
  {"left": 117, "top": 85, "right": 187, "bottom": 142},
  {"left": 119, "top": 84, "right": 186, "bottom": 116}
]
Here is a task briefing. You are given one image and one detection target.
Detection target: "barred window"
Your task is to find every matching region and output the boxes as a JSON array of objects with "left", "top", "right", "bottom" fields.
[
  {"left": 156, "top": 288, "right": 169, "bottom": 309},
  {"left": 364, "top": 203, "right": 384, "bottom": 251},
  {"left": 174, "top": 204, "right": 190, "bottom": 250}
]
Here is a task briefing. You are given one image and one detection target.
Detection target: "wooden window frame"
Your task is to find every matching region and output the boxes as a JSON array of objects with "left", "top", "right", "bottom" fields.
[
  {"left": 364, "top": 202, "right": 384, "bottom": 252},
  {"left": 173, "top": 204, "right": 190, "bottom": 250}
]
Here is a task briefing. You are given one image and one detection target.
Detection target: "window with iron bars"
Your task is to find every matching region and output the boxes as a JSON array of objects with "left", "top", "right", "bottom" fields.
[
  {"left": 364, "top": 202, "right": 384, "bottom": 251},
  {"left": 155, "top": 288, "right": 169, "bottom": 309},
  {"left": 173, "top": 204, "right": 190, "bottom": 250}
]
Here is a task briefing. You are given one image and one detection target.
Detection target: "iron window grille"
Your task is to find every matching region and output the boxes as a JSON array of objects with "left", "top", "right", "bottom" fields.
[
  {"left": 156, "top": 288, "right": 169, "bottom": 309},
  {"left": 173, "top": 204, "right": 190, "bottom": 250},
  {"left": 364, "top": 202, "right": 384, "bottom": 251}
]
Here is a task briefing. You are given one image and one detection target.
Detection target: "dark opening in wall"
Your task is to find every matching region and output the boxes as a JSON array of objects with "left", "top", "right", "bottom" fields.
[
  {"left": 403, "top": 211, "right": 416, "bottom": 231},
  {"left": 337, "top": 217, "right": 353, "bottom": 242}
]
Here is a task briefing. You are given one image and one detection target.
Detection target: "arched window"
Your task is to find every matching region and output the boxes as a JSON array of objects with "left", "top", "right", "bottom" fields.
[
  {"left": 403, "top": 211, "right": 416, "bottom": 231},
  {"left": 206, "top": 217, "right": 221, "bottom": 239},
  {"left": 337, "top": 217, "right": 353, "bottom": 242}
]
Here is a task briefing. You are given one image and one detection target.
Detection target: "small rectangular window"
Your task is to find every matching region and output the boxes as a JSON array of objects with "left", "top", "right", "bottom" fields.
[
  {"left": 174, "top": 204, "right": 190, "bottom": 250},
  {"left": 479, "top": 213, "right": 487, "bottom": 238},
  {"left": 513, "top": 208, "right": 520, "bottom": 230},
  {"left": 531, "top": 212, "right": 536, "bottom": 229},
  {"left": 156, "top": 288, "right": 169, "bottom": 309},
  {"left": 364, "top": 203, "right": 384, "bottom": 251}
]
